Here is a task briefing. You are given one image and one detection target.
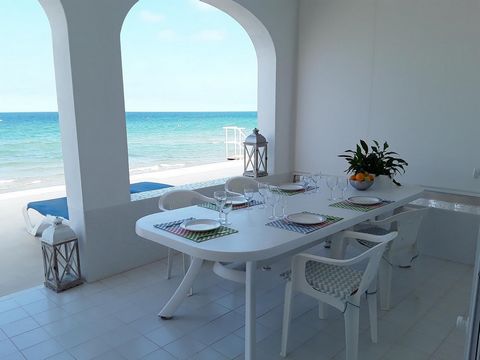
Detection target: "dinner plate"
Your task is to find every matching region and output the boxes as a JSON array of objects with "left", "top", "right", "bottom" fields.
[
  {"left": 230, "top": 196, "right": 247, "bottom": 205},
  {"left": 278, "top": 183, "right": 304, "bottom": 192},
  {"left": 181, "top": 219, "right": 221, "bottom": 232},
  {"left": 286, "top": 212, "right": 327, "bottom": 225},
  {"left": 347, "top": 196, "right": 383, "bottom": 206}
]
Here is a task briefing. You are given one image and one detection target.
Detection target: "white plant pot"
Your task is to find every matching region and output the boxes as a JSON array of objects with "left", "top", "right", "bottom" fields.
[{"left": 374, "top": 175, "right": 394, "bottom": 190}]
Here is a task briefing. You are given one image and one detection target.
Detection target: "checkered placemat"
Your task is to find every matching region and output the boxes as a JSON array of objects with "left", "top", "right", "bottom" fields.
[
  {"left": 266, "top": 214, "right": 343, "bottom": 234},
  {"left": 198, "top": 200, "right": 263, "bottom": 211},
  {"left": 154, "top": 219, "right": 238, "bottom": 243},
  {"left": 329, "top": 200, "right": 393, "bottom": 212}
]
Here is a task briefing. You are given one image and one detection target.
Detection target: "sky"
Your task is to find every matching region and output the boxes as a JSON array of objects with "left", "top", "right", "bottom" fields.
[{"left": 0, "top": 0, "right": 258, "bottom": 112}]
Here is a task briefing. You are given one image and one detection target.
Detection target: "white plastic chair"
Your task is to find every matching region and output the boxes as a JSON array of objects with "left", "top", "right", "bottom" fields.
[
  {"left": 224, "top": 176, "right": 259, "bottom": 195},
  {"left": 280, "top": 230, "right": 397, "bottom": 360},
  {"left": 158, "top": 190, "right": 215, "bottom": 283},
  {"left": 334, "top": 206, "right": 428, "bottom": 310}
]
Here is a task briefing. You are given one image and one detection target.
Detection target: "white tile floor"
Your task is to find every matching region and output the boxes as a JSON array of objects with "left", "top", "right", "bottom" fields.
[{"left": 0, "top": 248, "right": 472, "bottom": 360}]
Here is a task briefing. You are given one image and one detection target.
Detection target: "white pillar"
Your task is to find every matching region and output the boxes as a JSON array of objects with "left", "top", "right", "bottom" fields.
[{"left": 39, "top": 0, "right": 138, "bottom": 280}]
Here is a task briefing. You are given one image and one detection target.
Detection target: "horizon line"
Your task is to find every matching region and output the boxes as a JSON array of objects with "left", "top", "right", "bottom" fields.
[{"left": 0, "top": 110, "right": 258, "bottom": 114}]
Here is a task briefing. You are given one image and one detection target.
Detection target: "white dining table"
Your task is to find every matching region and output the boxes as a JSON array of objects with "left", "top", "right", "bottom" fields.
[{"left": 135, "top": 183, "right": 424, "bottom": 360}]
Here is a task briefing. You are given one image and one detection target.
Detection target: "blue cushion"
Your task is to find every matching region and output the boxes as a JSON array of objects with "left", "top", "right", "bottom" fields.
[
  {"left": 129, "top": 182, "right": 172, "bottom": 194},
  {"left": 27, "top": 182, "right": 172, "bottom": 220}
]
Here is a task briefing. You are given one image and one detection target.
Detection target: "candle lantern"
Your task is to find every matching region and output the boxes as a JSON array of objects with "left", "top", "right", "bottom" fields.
[
  {"left": 41, "top": 217, "right": 82, "bottom": 292},
  {"left": 243, "top": 128, "right": 268, "bottom": 178}
]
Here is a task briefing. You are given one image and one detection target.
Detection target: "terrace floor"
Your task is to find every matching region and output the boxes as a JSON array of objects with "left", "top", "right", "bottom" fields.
[{"left": 0, "top": 245, "right": 472, "bottom": 360}]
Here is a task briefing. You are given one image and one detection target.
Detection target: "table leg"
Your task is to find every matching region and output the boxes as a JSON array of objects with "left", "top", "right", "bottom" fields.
[
  {"left": 245, "top": 261, "right": 257, "bottom": 360},
  {"left": 159, "top": 257, "right": 203, "bottom": 319}
]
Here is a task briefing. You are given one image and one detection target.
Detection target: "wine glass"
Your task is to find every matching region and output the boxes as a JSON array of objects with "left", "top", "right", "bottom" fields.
[
  {"left": 244, "top": 187, "right": 255, "bottom": 210},
  {"left": 337, "top": 176, "right": 348, "bottom": 200},
  {"left": 258, "top": 182, "right": 269, "bottom": 209},
  {"left": 222, "top": 200, "right": 233, "bottom": 225},
  {"left": 298, "top": 175, "right": 311, "bottom": 193},
  {"left": 312, "top": 173, "right": 322, "bottom": 193},
  {"left": 326, "top": 176, "right": 338, "bottom": 201},
  {"left": 214, "top": 190, "right": 227, "bottom": 221},
  {"left": 266, "top": 186, "right": 278, "bottom": 220}
]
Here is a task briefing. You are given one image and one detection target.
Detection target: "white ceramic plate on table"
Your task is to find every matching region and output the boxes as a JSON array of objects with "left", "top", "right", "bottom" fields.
[
  {"left": 230, "top": 196, "right": 247, "bottom": 205},
  {"left": 181, "top": 219, "right": 221, "bottom": 232},
  {"left": 278, "top": 183, "right": 304, "bottom": 192},
  {"left": 347, "top": 196, "right": 383, "bottom": 206},
  {"left": 286, "top": 212, "right": 326, "bottom": 225}
]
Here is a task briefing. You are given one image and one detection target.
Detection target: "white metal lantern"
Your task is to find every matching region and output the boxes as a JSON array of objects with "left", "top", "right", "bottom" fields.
[
  {"left": 243, "top": 128, "right": 268, "bottom": 178},
  {"left": 41, "top": 217, "right": 82, "bottom": 292}
]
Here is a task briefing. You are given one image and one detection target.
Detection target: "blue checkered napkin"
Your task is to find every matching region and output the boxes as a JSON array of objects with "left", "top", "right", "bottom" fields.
[{"left": 266, "top": 214, "right": 343, "bottom": 234}]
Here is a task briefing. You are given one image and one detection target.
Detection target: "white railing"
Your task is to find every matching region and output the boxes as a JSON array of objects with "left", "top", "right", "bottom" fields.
[{"left": 223, "top": 126, "right": 246, "bottom": 160}]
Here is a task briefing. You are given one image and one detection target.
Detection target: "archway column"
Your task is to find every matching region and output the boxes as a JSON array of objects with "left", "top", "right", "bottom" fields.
[{"left": 39, "top": 0, "right": 138, "bottom": 280}]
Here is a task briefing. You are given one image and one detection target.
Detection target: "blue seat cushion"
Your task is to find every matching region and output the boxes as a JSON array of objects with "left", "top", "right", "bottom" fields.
[{"left": 27, "top": 182, "right": 172, "bottom": 220}]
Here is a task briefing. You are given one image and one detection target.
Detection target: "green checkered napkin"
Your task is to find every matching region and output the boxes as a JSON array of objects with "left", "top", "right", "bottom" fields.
[{"left": 154, "top": 219, "right": 238, "bottom": 243}]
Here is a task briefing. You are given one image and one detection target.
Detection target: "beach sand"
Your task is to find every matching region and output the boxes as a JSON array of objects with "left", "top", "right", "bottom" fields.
[{"left": 0, "top": 161, "right": 243, "bottom": 296}]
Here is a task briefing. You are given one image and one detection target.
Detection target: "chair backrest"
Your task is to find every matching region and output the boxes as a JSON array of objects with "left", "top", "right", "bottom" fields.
[
  {"left": 224, "top": 176, "right": 259, "bottom": 195},
  {"left": 377, "top": 207, "right": 429, "bottom": 249},
  {"left": 158, "top": 189, "right": 214, "bottom": 211},
  {"left": 342, "top": 230, "right": 397, "bottom": 297}
]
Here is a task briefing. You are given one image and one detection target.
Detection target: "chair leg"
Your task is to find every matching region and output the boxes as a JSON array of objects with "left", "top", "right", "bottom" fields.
[
  {"left": 344, "top": 303, "right": 360, "bottom": 360},
  {"left": 330, "top": 234, "right": 347, "bottom": 259},
  {"left": 318, "top": 301, "right": 328, "bottom": 319},
  {"left": 366, "top": 289, "right": 378, "bottom": 343},
  {"left": 379, "top": 261, "right": 392, "bottom": 310},
  {"left": 166, "top": 248, "right": 173, "bottom": 279},
  {"left": 280, "top": 281, "right": 294, "bottom": 357}
]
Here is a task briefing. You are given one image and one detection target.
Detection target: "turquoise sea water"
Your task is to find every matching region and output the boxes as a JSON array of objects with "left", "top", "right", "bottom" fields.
[{"left": 0, "top": 112, "right": 257, "bottom": 193}]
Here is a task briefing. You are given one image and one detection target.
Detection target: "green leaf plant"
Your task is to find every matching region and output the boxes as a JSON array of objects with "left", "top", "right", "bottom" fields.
[{"left": 338, "top": 140, "right": 408, "bottom": 186}]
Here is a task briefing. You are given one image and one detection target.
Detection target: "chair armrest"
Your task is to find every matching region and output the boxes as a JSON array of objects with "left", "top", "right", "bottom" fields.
[{"left": 342, "top": 230, "right": 397, "bottom": 244}]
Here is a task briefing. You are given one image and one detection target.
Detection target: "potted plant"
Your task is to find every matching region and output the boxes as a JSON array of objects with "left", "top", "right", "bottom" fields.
[{"left": 339, "top": 140, "right": 408, "bottom": 186}]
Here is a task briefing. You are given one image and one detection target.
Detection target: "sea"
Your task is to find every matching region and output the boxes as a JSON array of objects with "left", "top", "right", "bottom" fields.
[{"left": 0, "top": 112, "right": 257, "bottom": 194}]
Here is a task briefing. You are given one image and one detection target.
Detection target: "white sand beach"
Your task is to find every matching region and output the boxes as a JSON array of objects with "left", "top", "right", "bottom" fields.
[{"left": 0, "top": 161, "right": 243, "bottom": 296}]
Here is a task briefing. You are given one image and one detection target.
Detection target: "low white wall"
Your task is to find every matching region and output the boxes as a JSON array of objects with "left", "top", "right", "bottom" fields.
[{"left": 295, "top": 0, "right": 480, "bottom": 195}]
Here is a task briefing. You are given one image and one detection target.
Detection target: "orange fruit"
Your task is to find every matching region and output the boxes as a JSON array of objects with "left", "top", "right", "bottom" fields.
[
  {"left": 368, "top": 175, "right": 374, "bottom": 181},
  {"left": 355, "top": 173, "right": 365, "bottom": 181},
  {"left": 349, "top": 175, "right": 356, "bottom": 180}
]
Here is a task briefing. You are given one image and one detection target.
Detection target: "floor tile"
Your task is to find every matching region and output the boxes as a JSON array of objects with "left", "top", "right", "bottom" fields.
[
  {"left": 1, "top": 316, "right": 40, "bottom": 337},
  {"left": 114, "top": 336, "right": 158, "bottom": 360},
  {"left": 21, "top": 338, "right": 64, "bottom": 360},
  {"left": 11, "top": 327, "right": 51, "bottom": 350},
  {"left": 163, "top": 335, "right": 208, "bottom": 359}
]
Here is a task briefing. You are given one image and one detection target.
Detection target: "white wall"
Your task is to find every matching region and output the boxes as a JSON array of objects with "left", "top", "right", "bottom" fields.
[{"left": 295, "top": 0, "right": 480, "bottom": 195}]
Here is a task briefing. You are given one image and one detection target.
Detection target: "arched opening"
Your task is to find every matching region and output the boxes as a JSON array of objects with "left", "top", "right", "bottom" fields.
[
  {"left": 120, "top": 0, "right": 276, "bottom": 187},
  {"left": 0, "top": 0, "right": 62, "bottom": 295}
]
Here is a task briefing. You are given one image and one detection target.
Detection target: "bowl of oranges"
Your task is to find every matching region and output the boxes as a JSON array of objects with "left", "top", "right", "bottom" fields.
[{"left": 349, "top": 172, "right": 375, "bottom": 191}]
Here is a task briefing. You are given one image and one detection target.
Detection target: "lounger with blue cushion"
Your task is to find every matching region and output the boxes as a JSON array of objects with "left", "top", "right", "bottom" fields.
[{"left": 23, "top": 182, "right": 172, "bottom": 235}]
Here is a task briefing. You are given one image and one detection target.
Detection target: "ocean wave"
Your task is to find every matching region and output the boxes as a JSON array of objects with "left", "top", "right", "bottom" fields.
[
  {"left": 130, "top": 165, "right": 160, "bottom": 173},
  {"left": 30, "top": 180, "right": 42, "bottom": 184},
  {"left": 0, "top": 179, "right": 15, "bottom": 184},
  {"left": 160, "top": 163, "right": 185, "bottom": 168}
]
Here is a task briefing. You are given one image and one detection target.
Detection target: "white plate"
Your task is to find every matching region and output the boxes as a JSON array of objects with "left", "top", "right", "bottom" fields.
[
  {"left": 278, "top": 183, "right": 304, "bottom": 192},
  {"left": 181, "top": 219, "right": 221, "bottom": 232},
  {"left": 230, "top": 196, "right": 247, "bottom": 205},
  {"left": 347, "top": 196, "right": 383, "bottom": 206},
  {"left": 286, "top": 212, "right": 326, "bottom": 225}
]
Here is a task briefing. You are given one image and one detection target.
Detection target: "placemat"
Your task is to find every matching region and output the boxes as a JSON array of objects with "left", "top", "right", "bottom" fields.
[
  {"left": 198, "top": 200, "right": 263, "bottom": 211},
  {"left": 266, "top": 213, "right": 343, "bottom": 234},
  {"left": 154, "top": 219, "right": 238, "bottom": 243},
  {"left": 275, "top": 186, "right": 315, "bottom": 196},
  {"left": 329, "top": 200, "right": 393, "bottom": 212}
]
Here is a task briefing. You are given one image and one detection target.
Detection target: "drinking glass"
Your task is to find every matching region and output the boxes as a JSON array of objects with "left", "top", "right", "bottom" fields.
[
  {"left": 266, "top": 186, "right": 278, "bottom": 220},
  {"left": 258, "top": 182, "right": 269, "bottom": 209},
  {"left": 275, "top": 193, "right": 287, "bottom": 218},
  {"left": 214, "top": 190, "right": 227, "bottom": 221},
  {"left": 312, "top": 173, "right": 322, "bottom": 193},
  {"left": 337, "top": 176, "right": 348, "bottom": 200},
  {"left": 298, "top": 175, "right": 311, "bottom": 193},
  {"left": 326, "top": 176, "right": 338, "bottom": 201},
  {"left": 222, "top": 200, "right": 233, "bottom": 225},
  {"left": 244, "top": 187, "right": 255, "bottom": 210}
]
